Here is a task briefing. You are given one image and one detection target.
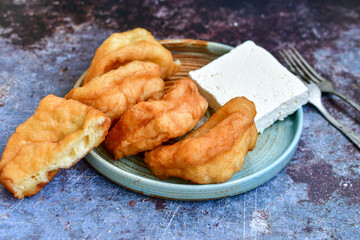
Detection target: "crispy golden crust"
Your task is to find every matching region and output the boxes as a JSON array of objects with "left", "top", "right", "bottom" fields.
[
  {"left": 105, "top": 78, "right": 208, "bottom": 159},
  {"left": 144, "top": 97, "right": 258, "bottom": 184},
  {"left": 66, "top": 61, "right": 165, "bottom": 123},
  {"left": 83, "top": 28, "right": 180, "bottom": 85},
  {"left": 89, "top": 28, "right": 162, "bottom": 65},
  {"left": 0, "top": 95, "right": 111, "bottom": 198}
]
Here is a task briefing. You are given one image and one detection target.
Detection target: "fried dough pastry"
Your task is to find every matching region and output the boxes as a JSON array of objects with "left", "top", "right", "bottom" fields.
[
  {"left": 0, "top": 95, "right": 111, "bottom": 199},
  {"left": 65, "top": 61, "right": 165, "bottom": 123},
  {"left": 105, "top": 78, "right": 208, "bottom": 159},
  {"left": 82, "top": 28, "right": 180, "bottom": 85},
  {"left": 144, "top": 97, "right": 258, "bottom": 184}
]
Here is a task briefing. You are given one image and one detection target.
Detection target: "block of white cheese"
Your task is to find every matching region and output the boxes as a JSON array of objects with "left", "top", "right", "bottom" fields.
[{"left": 189, "top": 40, "right": 308, "bottom": 133}]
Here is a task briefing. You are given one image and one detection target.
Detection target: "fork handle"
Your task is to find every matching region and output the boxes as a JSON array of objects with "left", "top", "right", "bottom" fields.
[
  {"left": 313, "top": 102, "right": 360, "bottom": 149},
  {"left": 330, "top": 90, "right": 360, "bottom": 112}
]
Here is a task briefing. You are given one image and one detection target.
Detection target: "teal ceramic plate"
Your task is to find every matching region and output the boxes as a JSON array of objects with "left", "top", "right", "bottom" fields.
[{"left": 74, "top": 39, "right": 303, "bottom": 200}]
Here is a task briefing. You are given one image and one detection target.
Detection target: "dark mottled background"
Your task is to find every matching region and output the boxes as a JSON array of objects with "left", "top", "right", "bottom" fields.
[{"left": 0, "top": 0, "right": 359, "bottom": 239}]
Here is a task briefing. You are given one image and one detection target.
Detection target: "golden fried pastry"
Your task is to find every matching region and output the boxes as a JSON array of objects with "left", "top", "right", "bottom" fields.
[
  {"left": 105, "top": 78, "right": 208, "bottom": 159},
  {"left": 82, "top": 28, "right": 180, "bottom": 85},
  {"left": 144, "top": 97, "right": 258, "bottom": 184},
  {"left": 0, "top": 95, "right": 111, "bottom": 199},
  {"left": 66, "top": 61, "right": 164, "bottom": 123},
  {"left": 89, "top": 28, "right": 162, "bottom": 65}
]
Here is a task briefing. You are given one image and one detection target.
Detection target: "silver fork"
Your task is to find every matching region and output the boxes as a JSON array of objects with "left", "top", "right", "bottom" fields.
[
  {"left": 279, "top": 49, "right": 360, "bottom": 149},
  {"left": 286, "top": 47, "right": 360, "bottom": 112}
]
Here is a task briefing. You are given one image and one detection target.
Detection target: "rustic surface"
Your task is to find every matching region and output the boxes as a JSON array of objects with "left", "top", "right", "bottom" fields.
[{"left": 0, "top": 0, "right": 359, "bottom": 239}]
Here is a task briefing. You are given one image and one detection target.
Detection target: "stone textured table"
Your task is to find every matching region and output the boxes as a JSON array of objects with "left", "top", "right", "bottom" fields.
[{"left": 0, "top": 1, "right": 359, "bottom": 239}]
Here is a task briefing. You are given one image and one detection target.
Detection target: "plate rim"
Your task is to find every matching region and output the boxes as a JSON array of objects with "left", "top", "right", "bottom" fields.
[{"left": 76, "top": 39, "right": 304, "bottom": 199}]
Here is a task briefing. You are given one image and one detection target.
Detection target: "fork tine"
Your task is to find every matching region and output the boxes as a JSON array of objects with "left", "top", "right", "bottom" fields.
[
  {"left": 279, "top": 50, "right": 306, "bottom": 81},
  {"left": 279, "top": 50, "right": 296, "bottom": 72},
  {"left": 281, "top": 49, "right": 310, "bottom": 83},
  {"left": 279, "top": 50, "right": 306, "bottom": 80},
  {"left": 286, "top": 49, "right": 319, "bottom": 83},
  {"left": 291, "top": 47, "right": 326, "bottom": 82},
  {"left": 288, "top": 48, "right": 320, "bottom": 83}
]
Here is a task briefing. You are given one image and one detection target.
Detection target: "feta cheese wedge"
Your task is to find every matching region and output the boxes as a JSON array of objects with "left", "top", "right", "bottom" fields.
[{"left": 189, "top": 40, "right": 308, "bottom": 133}]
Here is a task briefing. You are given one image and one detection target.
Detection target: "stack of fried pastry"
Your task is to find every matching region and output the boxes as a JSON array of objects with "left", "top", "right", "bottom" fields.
[
  {"left": 1, "top": 28, "right": 258, "bottom": 199},
  {"left": 67, "top": 28, "right": 181, "bottom": 125},
  {"left": 0, "top": 28, "right": 181, "bottom": 198}
]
